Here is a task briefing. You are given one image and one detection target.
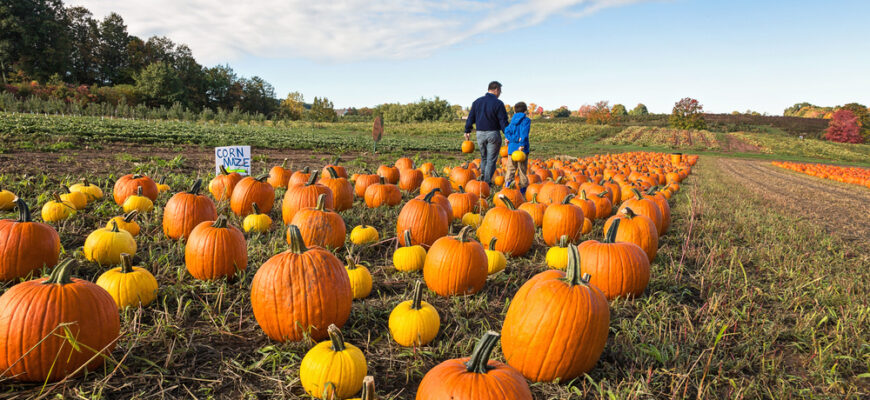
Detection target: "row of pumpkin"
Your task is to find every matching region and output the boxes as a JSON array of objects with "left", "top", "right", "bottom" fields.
[
  {"left": 0, "top": 150, "right": 695, "bottom": 399},
  {"left": 771, "top": 160, "right": 870, "bottom": 188}
]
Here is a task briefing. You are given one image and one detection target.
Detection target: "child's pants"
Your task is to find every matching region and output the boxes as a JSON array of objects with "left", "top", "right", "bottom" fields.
[{"left": 504, "top": 158, "right": 528, "bottom": 193}]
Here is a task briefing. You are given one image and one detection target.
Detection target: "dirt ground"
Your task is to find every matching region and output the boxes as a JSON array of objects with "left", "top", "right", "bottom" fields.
[{"left": 717, "top": 158, "right": 870, "bottom": 243}]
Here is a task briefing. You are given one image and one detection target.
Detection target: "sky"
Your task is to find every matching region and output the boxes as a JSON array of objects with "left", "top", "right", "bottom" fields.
[{"left": 69, "top": 0, "right": 870, "bottom": 115}]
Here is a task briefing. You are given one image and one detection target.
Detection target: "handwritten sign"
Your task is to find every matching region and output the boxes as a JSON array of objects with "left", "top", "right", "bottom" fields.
[{"left": 215, "top": 146, "right": 251, "bottom": 176}]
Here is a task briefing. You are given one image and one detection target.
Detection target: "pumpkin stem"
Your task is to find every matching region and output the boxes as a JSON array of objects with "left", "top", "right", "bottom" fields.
[
  {"left": 631, "top": 188, "right": 643, "bottom": 200},
  {"left": 646, "top": 186, "right": 658, "bottom": 195},
  {"left": 596, "top": 190, "right": 609, "bottom": 198},
  {"left": 286, "top": 225, "right": 308, "bottom": 254},
  {"left": 120, "top": 253, "right": 135, "bottom": 273},
  {"left": 123, "top": 210, "right": 138, "bottom": 223},
  {"left": 561, "top": 194, "right": 575, "bottom": 204},
  {"left": 604, "top": 218, "right": 620, "bottom": 244},
  {"left": 488, "top": 237, "right": 497, "bottom": 251},
  {"left": 51, "top": 193, "right": 62, "bottom": 203},
  {"left": 159, "top": 176, "right": 166, "bottom": 185},
  {"left": 315, "top": 193, "right": 327, "bottom": 211},
  {"left": 136, "top": 186, "right": 143, "bottom": 196},
  {"left": 456, "top": 225, "right": 473, "bottom": 242},
  {"left": 621, "top": 207, "right": 638, "bottom": 219},
  {"left": 410, "top": 280, "right": 425, "bottom": 310},
  {"left": 464, "top": 331, "right": 501, "bottom": 374},
  {"left": 580, "top": 190, "right": 588, "bottom": 201},
  {"left": 220, "top": 165, "right": 230, "bottom": 175},
  {"left": 506, "top": 180, "right": 515, "bottom": 189},
  {"left": 132, "top": 174, "right": 143, "bottom": 179},
  {"left": 378, "top": 176, "right": 386, "bottom": 185},
  {"left": 280, "top": 158, "right": 288, "bottom": 168},
  {"left": 14, "top": 198, "right": 31, "bottom": 222},
  {"left": 188, "top": 179, "right": 203, "bottom": 194},
  {"left": 458, "top": 185, "right": 465, "bottom": 194},
  {"left": 306, "top": 171, "right": 321, "bottom": 186},
  {"left": 251, "top": 203, "right": 261, "bottom": 215},
  {"left": 360, "top": 376, "right": 375, "bottom": 400},
  {"left": 43, "top": 259, "right": 75, "bottom": 285},
  {"left": 61, "top": 185, "right": 72, "bottom": 194},
  {"left": 212, "top": 215, "right": 229, "bottom": 229},
  {"left": 422, "top": 188, "right": 440, "bottom": 203},
  {"left": 558, "top": 235, "right": 568, "bottom": 248},
  {"left": 497, "top": 194, "right": 517, "bottom": 210},
  {"left": 255, "top": 174, "right": 269, "bottom": 182},
  {"left": 302, "top": 166, "right": 311, "bottom": 174},
  {"left": 327, "top": 167, "right": 340, "bottom": 179},
  {"left": 82, "top": 178, "right": 91, "bottom": 187},
  {"left": 321, "top": 382, "right": 337, "bottom": 400},
  {"left": 402, "top": 230, "right": 413, "bottom": 247},
  {"left": 110, "top": 219, "right": 120, "bottom": 232},
  {"left": 564, "top": 243, "right": 589, "bottom": 287},
  {"left": 345, "top": 255, "right": 357, "bottom": 270},
  {"left": 326, "top": 324, "right": 346, "bottom": 352}
]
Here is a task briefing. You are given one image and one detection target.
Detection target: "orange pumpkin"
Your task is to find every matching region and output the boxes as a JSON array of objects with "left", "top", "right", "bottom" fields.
[
  {"left": 288, "top": 166, "right": 312, "bottom": 187},
  {"left": 603, "top": 207, "right": 659, "bottom": 262},
  {"left": 618, "top": 188, "right": 663, "bottom": 235},
  {"left": 447, "top": 186, "right": 480, "bottom": 221},
  {"left": 578, "top": 218, "right": 650, "bottom": 299},
  {"left": 162, "top": 179, "right": 218, "bottom": 240},
  {"left": 518, "top": 193, "right": 547, "bottom": 228},
  {"left": 421, "top": 175, "right": 452, "bottom": 196},
  {"left": 230, "top": 175, "right": 276, "bottom": 217},
  {"left": 0, "top": 198, "right": 61, "bottom": 281},
  {"left": 354, "top": 173, "right": 380, "bottom": 198},
  {"left": 542, "top": 194, "right": 585, "bottom": 246},
  {"left": 423, "top": 226, "right": 488, "bottom": 297},
  {"left": 396, "top": 189, "right": 449, "bottom": 247},
  {"left": 377, "top": 165, "right": 400, "bottom": 184},
  {"left": 290, "top": 193, "right": 346, "bottom": 249},
  {"left": 399, "top": 167, "right": 424, "bottom": 192},
  {"left": 364, "top": 177, "right": 402, "bottom": 208},
  {"left": 209, "top": 166, "right": 242, "bottom": 201},
  {"left": 282, "top": 171, "right": 334, "bottom": 224},
  {"left": 113, "top": 174, "right": 158, "bottom": 205},
  {"left": 267, "top": 159, "right": 293, "bottom": 189},
  {"left": 477, "top": 195, "right": 535, "bottom": 256},
  {"left": 318, "top": 167, "right": 354, "bottom": 211}
]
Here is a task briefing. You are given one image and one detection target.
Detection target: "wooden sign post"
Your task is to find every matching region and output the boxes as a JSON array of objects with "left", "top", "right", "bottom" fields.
[{"left": 372, "top": 116, "right": 383, "bottom": 153}]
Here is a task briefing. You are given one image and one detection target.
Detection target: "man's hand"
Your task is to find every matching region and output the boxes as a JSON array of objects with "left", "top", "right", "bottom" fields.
[
  {"left": 519, "top": 146, "right": 524, "bottom": 152},
  {"left": 464, "top": 132, "right": 471, "bottom": 141}
]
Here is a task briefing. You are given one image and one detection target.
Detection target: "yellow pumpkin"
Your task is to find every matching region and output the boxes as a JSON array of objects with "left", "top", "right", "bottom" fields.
[
  {"left": 156, "top": 177, "right": 170, "bottom": 193},
  {"left": 95, "top": 253, "right": 158, "bottom": 309},
  {"left": 346, "top": 256, "right": 373, "bottom": 300},
  {"left": 350, "top": 225, "right": 379, "bottom": 245},
  {"left": 122, "top": 187, "right": 154, "bottom": 213},
  {"left": 60, "top": 186, "right": 88, "bottom": 210},
  {"left": 108, "top": 211, "right": 140, "bottom": 237},
  {"left": 461, "top": 212, "right": 483, "bottom": 228},
  {"left": 84, "top": 220, "right": 137, "bottom": 265},
  {"left": 388, "top": 280, "right": 440, "bottom": 347},
  {"left": 485, "top": 237, "right": 507, "bottom": 275},
  {"left": 511, "top": 150, "right": 527, "bottom": 162},
  {"left": 69, "top": 179, "right": 103, "bottom": 202},
  {"left": 546, "top": 235, "right": 569, "bottom": 270},
  {"left": 299, "top": 324, "right": 367, "bottom": 398},
  {"left": 41, "top": 194, "right": 76, "bottom": 222},
  {"left": 243, "top": 202, "right": 272, "bottom": 233},
  {"left": 0, "top": 188, "right": 17, "bottom": 210},
  {"left": 393, "top": 230, "right": 426, "bottom": 272}
]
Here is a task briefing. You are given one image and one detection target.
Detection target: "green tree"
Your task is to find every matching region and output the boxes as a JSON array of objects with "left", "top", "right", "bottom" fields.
[
  {"left": 134, "top": 61, "right": 183, "bottom": 107},
  {"left": 553, "top": 106, "right": 571, "bottom": 118},
  {"left": 65, "top": 6, "right": 100, "bottom": 84},
  {"left": 239, "top": 76, "right": 277, "bottom": 116},
  {"left": 0, "top": 0, "right": 71, "bottom": 83},
  {"left": 670, "top": 97, "right": 707, "bottom": 130},
  {"left": 628, "top": 103, "right": 648, "bottom": 116},
  {"left": 279, "top": 91, "right": 305, "bottom": 120},
  {"left": 97, "top": 12, "right": 132, "bottom": 85},
  {"left": 308, "top": 96, "right": 336, "bottom": 122},
  {"left": 204, "top": 64, "right": 238, "bottom": 110},
  {"left": 611, "top": 104, "right": 627, "bottom": 117}
]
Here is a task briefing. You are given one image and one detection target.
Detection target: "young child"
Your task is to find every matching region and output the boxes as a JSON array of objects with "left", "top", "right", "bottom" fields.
[{"left": 503, "top": 102, "right": 531, "bottom": 193}]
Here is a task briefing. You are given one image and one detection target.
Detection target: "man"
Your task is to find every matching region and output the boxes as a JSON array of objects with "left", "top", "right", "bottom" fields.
[{"left": 465, "top": 81, "right": 509, "bottom": 185}]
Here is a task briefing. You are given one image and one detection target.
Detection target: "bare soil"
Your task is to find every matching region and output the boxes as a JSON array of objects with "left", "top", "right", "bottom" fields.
[
  {"left": 721, "top": 135, "right": 762, "bottom": 153},
  {"left": 717, "top": 158, "right": 870, "bottom": 243}
]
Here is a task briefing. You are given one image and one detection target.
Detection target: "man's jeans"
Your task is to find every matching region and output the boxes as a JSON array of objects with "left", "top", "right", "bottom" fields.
[{"left": 477, "top": 130, "right": 501, "bottom": 184}]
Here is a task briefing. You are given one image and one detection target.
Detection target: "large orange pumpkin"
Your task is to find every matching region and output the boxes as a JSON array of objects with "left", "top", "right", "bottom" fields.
[
  {"left": 465, "top": 176, "right": 491, "bottom": 199},
  {"left": 477, "top": 195, "right": 535, "bottom": 256},
  {"left": 501, "top": 244, "right": 609, "bottom": 382},
  {"left": 290, "top": 193, "right": 346, "bottom": 249},
  {"left": 209, "top": 166, "right": 242, "bottom": 201},
  {"left": 518, "top": 193, "right": 547, "bottom": 228},
  {"left": 420, "top": 175, "right": 452, "bottom": 196},
  {"left": 570, "top": 190, "right": 597, "bottom": 221},
  {"left": 230, "top": 175, "right": 276, "bottom": 217},
  {"left": 423, "top": 226, "right": 487, "bottom": 297},
  {"left": 542, "top": 194, "right": 585, "bottom": 246},
  {"left": 282, "top": 171, "right": 334, "bottom": 224},
  {"left": 162, "top": 179, "right": 218, "bottom": 240},
  {"left": 364, "top": 177, "right": 402, "bottom": 208},
  {"left": 578, "top": 218, "right": 650, "bottom": 300},
  {"left": 447, "top": 186, "right": 480, "bottom": 221},
  {"left": 113, "top": 174, "right": 158, "bottom": 205},
  {"left": 318, "top": 167, "right": 354, "bottom": 211},
  {"left": 0, "top": 259, "right": 120, "bottom": 382},
  {"left": 185, "top": 216, "right": 248, "bottom": 279},
  {"left": 493, "top": 182, "right": 524, "bottom": 208},
  {"left": 267, "top": 159, "right": 293, "bottom": 189},
  {"left": 354, "top": 173, "right": 380, "bottom": 198},
  {"left": 618, "top": 188, "right": 663, "bottom": 235},
  {"left": 416, "top": 190, "right": 454, "bottom": 223},
  {"left": 288, "top": 166, "right": 312, "bottom": 187},
  {"left": 603, "top": 207, "right": 659, "bottom": 262},
  {"left": 0, "top": 198, "right": 61, "bottom": 281},
  {"left": 396, "top": 189, "right": 449, "bottom": 247},
  {"left": 251, "top": 225, "right": 352, "bottom": 342},
  {"left": 399, "top": 167, "right": 424, "bottom": 193},
  {"left": 377, "top": 165, "right": 400, "bottom": 184}
]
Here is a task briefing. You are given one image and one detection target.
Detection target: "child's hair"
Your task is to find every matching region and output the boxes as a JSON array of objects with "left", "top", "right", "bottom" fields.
[{"left": 514, "top": 102, "right": 528, "bottom": 113}]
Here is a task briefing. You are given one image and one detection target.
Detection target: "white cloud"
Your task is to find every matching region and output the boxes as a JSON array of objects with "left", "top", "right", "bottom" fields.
[{"left": 68, "top": 0, "right": 648, "bottom": 64}]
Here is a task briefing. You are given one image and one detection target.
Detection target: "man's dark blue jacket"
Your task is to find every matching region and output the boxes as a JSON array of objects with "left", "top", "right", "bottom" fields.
[{"left": 465, "top": 93, "right": 509, "bottom": 133}]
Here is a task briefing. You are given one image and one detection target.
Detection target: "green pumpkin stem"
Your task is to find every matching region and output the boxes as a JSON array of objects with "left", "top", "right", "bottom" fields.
[
  {"left": 321, "top": 382, "right": 337, "bottom": 400},
  {"left": 558, "top": 235, "right": 568, "bottom": 248},
  {"left": 15, "top": 198, "right": 31, "bottom": 222},
  {"left": 456, "top": 225, "right": 473, "bottom": 242},
  {"left": 52, "top": 193, "right": 62, "bottom": 203},
  {"left": 327, "top": 167, "right": 340, "bottom": 179},
  {"left": 597, "top": 190, "right": 609, "bottom": 199},
  {"left": 315, "top": 193, "right": 327, "bottom": 211},
  {"left": 255, "top": 174, "right": 269, "bottom": 182},
  {"left": 403, "top": 230, "right": 413, "bottom": 247},
  {"left": 422, "top": 188, "right": 440, "bottom": 203},
  {"left": 110, "top": 220, "right": 120, "bottom": 232},
  {"left": 61, "top": 185, "right": 71, "bottom": 194},
  {"left": 136, "top": 186, "right": 143, "bottom": 196},
  {"left": 621, "top": 207, "right": 638, "bottom": 219},
  {"left": 604, "top": 218, "right": 620, "bottom": 244},
  {"left": 82, "top": 178, "right": 91, "bottom": 187},
  {"left": 159, "top": 176, "right": 166, "bottom": 185},
  {"left": 378, "top": 176, "right": 386, "bottom": 185},
  {"left": 488, "top": 237, "right": 497, "bottom": 251},
  {"left": 212, "top": 215, "right": 229, "bottom": 229},
  {"left": 359, "top": 376, "right": 375, "bottom": 400},
  {"left": 123, "top": 210, "right": 138, "bottom": 223},
  {"left": 631, "top": 188, "right": 643, "bottom": 200},
  {"left": 188, "top": 179, "right": 202, "bottom": 194},
  {"left": 345, "top": 255, "right": 358, "bottom": 270},
  {"left": 497, "top": 194, "right": 517, "bottom": 210},
  {"left": 280, "top": 158, "right": 288, "bottom": 168},
  {"left": 529, "top": 193, "right": 539, "bottom": 204},
  {"left": 326, "top": 324, "right": 346, "bottom": 352},
  {"left": 251, "top": 203, "right": 261, "bottom": 215},
  {"left": 301, "top": 166, "right": 311, "bottom": 174},
  {"left": 561, "top": 194, "right": 575, "bottom": 204},
  {"left": 411, "top": 280, "right": 425, "bottom": 310},
  {"left": 43, "top": 259, "right": 75, "bottom": 285},
  {"left": 120, "top": 253, "right": 135, "bottom": 273},
  {"left": 306, "top": 171, "right": 320, "bottom": 186},
  {"left": 220, "top": 166, "right": 230, "bottom": 175},
  {"left": 564, "top": 243, "right": 590, "bottom": 287},
  {"left": 465, "top": 331, "right": 501, "bottom": 374},
  {"left": 646, "top": 186, "right": 659, "bottom": 195},
  {"left": 580, "top": 190, "right": 588, "bottom": 201},
  {"left": 458, "top": 185, "right": 465, "bottom": 194},
  {"left": 286, "top": 225, "right": 308, "bottom": 254}
]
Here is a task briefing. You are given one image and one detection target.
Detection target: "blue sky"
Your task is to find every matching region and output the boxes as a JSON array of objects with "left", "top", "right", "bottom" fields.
[{"left": 71, "top": 0, "right": 870, "bottom": 114}]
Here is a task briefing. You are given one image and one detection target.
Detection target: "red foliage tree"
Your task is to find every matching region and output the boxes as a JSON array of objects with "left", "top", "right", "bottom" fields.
[{"left": 824, "top": 109, "right": 864, "bottom": 143}]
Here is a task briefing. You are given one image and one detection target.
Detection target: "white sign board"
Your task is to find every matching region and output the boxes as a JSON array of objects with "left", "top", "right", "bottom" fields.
[{"left": 215, "top": 146, "right": 251, "bottom": 176}]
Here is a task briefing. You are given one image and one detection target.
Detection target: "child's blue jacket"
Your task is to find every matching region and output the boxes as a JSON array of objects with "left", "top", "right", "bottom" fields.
[{"left": 504, "top": 112, "right": 530, "bottom": 154}]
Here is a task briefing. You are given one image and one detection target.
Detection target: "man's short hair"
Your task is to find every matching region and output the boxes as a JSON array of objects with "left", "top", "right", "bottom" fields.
[
  {"left": 488, "top": 81, "right": 502, "bottom": 91},
  {"left": 514, "top": 102, "right": 527, "bottom": 113}
]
